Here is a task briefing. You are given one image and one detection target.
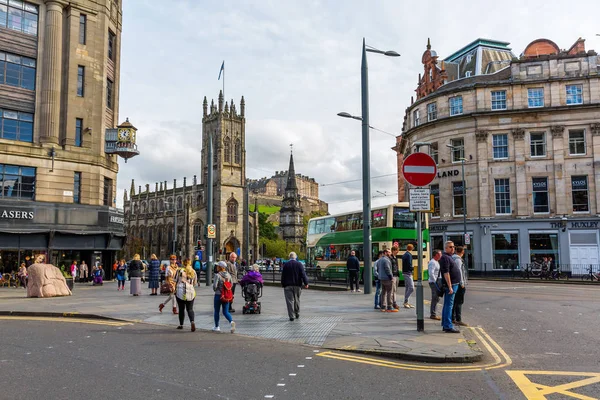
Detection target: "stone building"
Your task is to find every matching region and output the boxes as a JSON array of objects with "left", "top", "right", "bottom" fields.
[
  {"left": 0, "top": 0, "right": 125, "bottom": 275},
  {"left": 279, "top": 151, "right": 304, "bottom": 245},
  {"left": 124, "top": 92, "right": 259, "bottom": 262},
  {"left": 396, "top": 37, "right": 600, "bottom": 275}
]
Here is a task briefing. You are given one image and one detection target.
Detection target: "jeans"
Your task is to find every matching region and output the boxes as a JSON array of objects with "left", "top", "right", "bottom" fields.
[
  {"left": 176, "top": 297, "right": 195, "bottom": 326},
  {"left": 453, "top": 286, "right": 466, "bottom": 322},
  {"left": 231, "top": 283, "right": 237, "bottom": 308},
  {"left": 428, "top": 282, "right": 440, "bottom": 317},
  {"left": 374, "top": 280, "right": 381, "bottom": 307},
  {"left": 442, "top": 284, "right": 459, "bottom": 330},
  {"left": 404, "top": 274, "right": 414, "bottom": 303},
  {"left": 348, "top": 270, "right": 359, "bottom": 291},
  {"left": 213, "top": 294, "right": 232, "bottom": 327}
]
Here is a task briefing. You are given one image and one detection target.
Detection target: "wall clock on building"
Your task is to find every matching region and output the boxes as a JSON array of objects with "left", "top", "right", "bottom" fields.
[{"left": 118, "top": 128, "right": 130, "bottom": 141}]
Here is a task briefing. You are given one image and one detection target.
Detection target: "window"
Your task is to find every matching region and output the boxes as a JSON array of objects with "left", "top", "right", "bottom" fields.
[
  {"left": 108, "top": 30, "right": 116, "bottom": 60},
  {"left": 430, "top": 142, "right": 438, "bottom": 164},
  {"left": 392, "top": 207, "right": 416, "bottom": 229},
  {"left": 527, "top": 88, "right": 544, "bottom": 108},
  {"left": 77, "top": 66, "right": 84, "bottom": 97},
  {"left": 177, "top": 196, "right": 183, "bottom": 210},
  {"left": 106, "top": 78, "right": 113, "bottom": 109},
  {"left": 0, "top": 0, "right": 38, "bottom": 35},
  {"left": 103, "top": 177, "right": 113, "bottom": 206},
  {"left": 0, "top": 109, "right": 33, "bottom": 142},
  {"left": 0, "top": 163, "right": 35, "bottom": 199},
  {"left": 492, "top": 233, "right": 519, "bottom": 270},
  {"left": 372, "top": 208, "right": 387, "bottom": 228},
  {"left": 532, "top": 177, "right": 549, "bottom": 213},
  {"left": 566, "top": 84, "right": 582, "bottom": 105},
  {"left": 529, "top": 233, "right": 559, "bottom": 265},
  {"left": 0, "top": 52, "right": 36, "bottom": 90},
  {"left": 227, "top": 199, "right": 238, "bottom": 223},
  {"left": 452, "top": 181, "right": 464, "bottom": 216},
  {"left": 234, "top": 138, "right": 241, "bottom": 164},
  {"left": 79, "top": 14, "right": 86, "bottom": 45},
  {"left": 75, "top": 118, "right": 83, "bottom": 147},
  {"left": 491, "top": 90, "right": 506, "bottom": 110},
  {"left": 73, "top": 172, "right": 81, "bottom": 204},
  {"left": 465, "top": 71, "right": 472, "bottom": 78},
  {"left": 193, "top": 223, "right": 203, "bottom": 241},
  {"left": 223, "top": 138, "right": 231, "bottom": 163},
  {"left": 431, "top": 184, "right": 440, "bottom": 217},
  {"left": 492, "top": 134, "right": 508, "bottom": 159},
  {"left": 571, "top": 176, "right": 589, "bottom": 212},
  {"left": 530, "top": 132, "right": 546, "bottom": 157},
  {"left": 449, "top": 96, "right": 463, "bottom": 116},
  {"left": 413, "top": 109, "right": 420, "bottom": 127},
  {"left": 494, "top": 178, "right": 511, "bottom": 215},
  {"left": 450, "top": 138, "right": 464, "bottom": 162},
  {"left": 568, "top": 130, "right": 586, "bottom": 155},
  {"left": 427, "top": 102, "right": 437, "bottom": 121}
]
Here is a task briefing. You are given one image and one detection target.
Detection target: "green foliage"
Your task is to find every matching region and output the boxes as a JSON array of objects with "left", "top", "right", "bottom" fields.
[
  {"left": 60, "top": 265, "right": 72, "bottom": 279},
  {"left": 249, "top": 204, "right": 281, "bottom": 215},
  {"left": 258, "top": 212, "right": 278, "bottom": 240},
  {"left": 259, "top": 238, "right": 304, "bottom": 259}
]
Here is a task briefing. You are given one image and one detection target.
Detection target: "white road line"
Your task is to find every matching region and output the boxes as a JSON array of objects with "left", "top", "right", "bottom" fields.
[
  {"left": 297, "top": 365, "right": 304, "bottom": 368},
  {"left": 289, "top": 373, "right": 296, "bottom": 376},
  {"left": 305, "top": 357, "right": 312, "bottom": 360},
  {"left": 521, "top": 328, "right": 527, "bottom": 331},
  {"left": 264, "top": 396, "right": 274, "bottom": 398},
  {"left": 498, "top": 327, "right": 503, "bottom": 329},
  {"left": 277, "top": 384, "right": 285, "bottom": 387}
]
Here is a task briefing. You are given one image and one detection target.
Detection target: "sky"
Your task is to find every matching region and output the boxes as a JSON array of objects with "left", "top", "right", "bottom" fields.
[{"left": 116, "top": 0, "right": 600, "bottom": 214}]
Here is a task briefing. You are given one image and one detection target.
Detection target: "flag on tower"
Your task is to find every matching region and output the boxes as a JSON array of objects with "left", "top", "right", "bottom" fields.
[{"left": 218, "top": 61, "right": 224, "bottom": 80}]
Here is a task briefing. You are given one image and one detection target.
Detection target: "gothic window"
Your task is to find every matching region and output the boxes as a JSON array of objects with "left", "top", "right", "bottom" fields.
[
  {"left": 149, "top": 200, "right": 155, "bottom": 213},
  {"left": 196, "top": 194, "right": 202, "bottom": 206},
  {"left": 227, "top": 199, "right": 238, "bottom": 223},
  {"left": 193, "top": 222, "right": 203, "bottom": 241},
  {"left": 224, "top": 137, "right": 231, "bottom": 163},
  {"left": 158, "top": 199, "right": 163, "bottom": 212},
  {"left": 177, "top": 196, "right": 183, "bottom": 210},
  {"left": 234, "top": 138, "right": 241, "bottom": 164}
]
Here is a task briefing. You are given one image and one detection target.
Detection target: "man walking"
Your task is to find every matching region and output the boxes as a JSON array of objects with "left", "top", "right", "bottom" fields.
[
  {"left": 281, "top": 252, "right": 309, "bottom": 321},
  {"left": 440, "top": 241, "right": 461, "bottom": 333},
  {"left": 452, "top": 246, "right": 468, "bottom": 326},
  {"left": 377, "top": 249, "right": 397, "bottom": 312},
  {"left": 226, "top": 252, "right": 240, "bottom": 312},
  {"left": 401, "top": 244, "right": 415, "bottom": 309},
  {"left": 346, "top": 250, "right": 361, "bottom": 292},
  {"left": 389, "top": 246, "right": 400, "bottom": 309},
  {"left": 428, "top": 250, "right": 442, "bottom": 320}
]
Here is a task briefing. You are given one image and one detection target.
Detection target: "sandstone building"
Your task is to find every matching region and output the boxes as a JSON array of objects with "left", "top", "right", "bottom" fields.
[
  {"left": 0, "top": 0, "right": 125, "bottom": 275},
  {"left": 396, "top": 37, "right": 600, "bottom": 275}
]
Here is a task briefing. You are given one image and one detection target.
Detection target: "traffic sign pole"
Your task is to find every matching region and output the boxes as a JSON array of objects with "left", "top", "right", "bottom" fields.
[{"left": 416, "top": 210, "right": 424, "bottom": 332}]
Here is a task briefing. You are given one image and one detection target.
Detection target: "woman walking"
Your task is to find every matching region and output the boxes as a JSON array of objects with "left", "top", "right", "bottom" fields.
[
  {"left": 148, "top": 254, "right": 161, "bottom": 296},
  {"left": 128, "top": 254, "right": 143, "bottom": 296},
  {"left": 175, "top": 259, "right": 197, "bottom": 331},
  {"left": 116, "top": 259, "right": 127, "bottom": 291},
  {"left": 159, "top": 255, "right": 179, "bottom": 314},
  {"left": 212, "top": 261, "right": 235, "bottom": 333},
  {"left": 18, "top": 262, "right": 27, "bottom": 288}
]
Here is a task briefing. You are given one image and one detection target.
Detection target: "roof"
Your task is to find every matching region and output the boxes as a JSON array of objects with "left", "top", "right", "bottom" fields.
[
  {"left": 429, "top": 66, "right": 512, "bottom": 96},
  {"left": 445, "top": 38, "right": 512, "bottom": 62}
]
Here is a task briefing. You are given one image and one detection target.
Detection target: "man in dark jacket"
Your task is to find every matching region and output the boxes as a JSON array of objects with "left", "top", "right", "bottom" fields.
[
  {"left": 440, "top": 241, "right": 461, "bottom": 333},
  {"left": 401, "top": 244, "right": 415, "bottom": 309},
  {"left": 346, "top": 250, "right": 361, "bottom": 292},
  {"left": 389, "top": 246, "right": 400, "bottom": 309},
  {"left": 281, "top": 252, "right": 309, "bottom": 321}
]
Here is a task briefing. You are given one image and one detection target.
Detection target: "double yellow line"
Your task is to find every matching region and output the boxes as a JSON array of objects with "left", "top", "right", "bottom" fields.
[
  {"left": 317, "top": 327, "right": 512, "bottom": 373},
  {"left": 0, "top": 315, "right": 133, "bottom": 327}
]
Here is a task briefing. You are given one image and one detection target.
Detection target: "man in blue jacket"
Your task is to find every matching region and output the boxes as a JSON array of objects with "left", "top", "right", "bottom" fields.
[
  {"left": 440, "top": 241, "right": 461, "bottom": 333},
  {"left": 281, "top": 252, "right": 309, "bottom": 321},
  {"left": 346, "top": 250, "right": 361, "bottom": 292}
]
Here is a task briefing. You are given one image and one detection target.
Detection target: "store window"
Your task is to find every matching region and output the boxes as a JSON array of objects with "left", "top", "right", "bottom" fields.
[
  {"left": 0, "top": 163, "right": 35, "bottom": 199},
  {"left": 492, "top": 233, "right": 519, "bottom": 270},
  {"left": 571, "top": 175, "right": 589, "bottom": 212},
  {"left": 529, "top": 233, "right": 559, "bottom": 266},
  {"left": 532, "top": 177, "right": 549, "bottom": 213},
  {"left": 430, "top": 184, "right": 440, "bottom": 217},
  {"left": 452, "top": 181, "right": 464, "bottom": 216}
]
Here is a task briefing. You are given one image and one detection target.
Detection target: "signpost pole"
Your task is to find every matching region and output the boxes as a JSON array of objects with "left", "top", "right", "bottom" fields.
[{"left": 416, "top": 210, "right": 424, "bottom": 332}]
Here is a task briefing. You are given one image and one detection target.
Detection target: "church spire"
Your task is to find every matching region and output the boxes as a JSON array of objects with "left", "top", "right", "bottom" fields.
[{"left": 285, "top": 144, "right": 298, "bottom": 191}]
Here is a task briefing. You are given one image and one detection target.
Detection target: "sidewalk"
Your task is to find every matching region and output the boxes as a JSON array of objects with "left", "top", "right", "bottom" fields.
[{"left": 0, "top": 282, "right": 483, "bottom": 363}]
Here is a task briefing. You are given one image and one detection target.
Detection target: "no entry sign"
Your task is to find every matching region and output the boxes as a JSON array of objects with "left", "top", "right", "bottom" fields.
[{"left": 402, "top": 153, "right": 437, "bottom": 187}]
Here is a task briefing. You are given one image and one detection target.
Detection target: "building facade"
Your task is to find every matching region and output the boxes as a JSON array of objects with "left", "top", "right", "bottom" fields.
[
  {"left": 249, "top": 170, "right": 320, "bottom": 201},
  {"left": 124, "top": 92, "right": 259, "bottom": 262},
  {"left": 0, "top": 0, "right": 125, "bottom": 275},
  {"left": 396, "top": 37, "right": 600, "bottom": 275}
]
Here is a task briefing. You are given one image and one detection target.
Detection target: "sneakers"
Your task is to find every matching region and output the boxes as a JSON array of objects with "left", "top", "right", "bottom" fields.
[
  {"left": 158, "top": 304, "right": 164, "bottom": 313},
  {"left": 386, "top": 308, "right": 399, "bottom": 313},
  {"left": 230, "top": 321, "right": 236, "bottom": 333},
  {"left": 191, "top": 322, "right": 196, "bottom": 332},
  {"left": 393, "top": 303, "right": 400, "bottom": 310},
  {"left": 443, "top": 328, "right": 460, "bottom": 333},
  {"left": 176, "top": 325, "right": 183, "bottom": 330},
  {"left": 212, "top": 326, "right": 221, "bottom": 332},
  {"left": 403, "top": 303, "right": 411, "bottom": 309},
  {"left": 356, "top": 289, "right": 362, "bottom": 293},
  {"left": 350, "top": 290, "right": 355, "bottom": 293},
  {"left": 430, "top": 315, "right": 441, "bottom": 320},
  {"left": 380, "top": 308, "right": 387, "bottom": 313},
  {"left": 374, "top": 305, "right": 381, "bottom": 310}
]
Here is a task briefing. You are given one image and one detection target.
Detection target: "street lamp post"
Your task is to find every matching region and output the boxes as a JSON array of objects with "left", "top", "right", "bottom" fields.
[
  {"left": 337, "top": 39, "right": 399, "bottom": 295},
  {"left": 446, "top": 144, "right": 468, "bottom": 270}
]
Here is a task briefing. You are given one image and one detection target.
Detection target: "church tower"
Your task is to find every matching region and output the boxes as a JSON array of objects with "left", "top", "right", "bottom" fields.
[
  {"left": 201, "top": 91, "right": 247, "bottom": 256},
  {"left": 279, "top": 147, "right": 304, "bottom": 244}
]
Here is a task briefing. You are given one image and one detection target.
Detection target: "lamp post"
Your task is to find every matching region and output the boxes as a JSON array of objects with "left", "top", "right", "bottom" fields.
[
  {"left": 337, "top": 39, "right": 399, "bottom": 295},
  {"left": 166, "top": 198, "right": 177, "bottom": 256},
  {"left": 446, "top": 144, "right": 468, "bottom": 270}
]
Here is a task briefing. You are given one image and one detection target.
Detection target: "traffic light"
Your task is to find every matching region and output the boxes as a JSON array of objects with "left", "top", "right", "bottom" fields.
[{"left": 194, "top": 240, "right": 202, "bottom": 251}]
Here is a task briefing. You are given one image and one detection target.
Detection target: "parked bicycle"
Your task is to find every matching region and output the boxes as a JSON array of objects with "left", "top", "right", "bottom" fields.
[{"left": 581, "top": 265, "right": 599, "bottom": 282}]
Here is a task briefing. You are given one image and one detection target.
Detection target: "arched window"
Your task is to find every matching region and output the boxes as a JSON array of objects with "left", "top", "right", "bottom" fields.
[
  {"left": 234, "top": 138, "right": 241, "bottom": 164},
  {"left": 177, "top": 196, "right": 183, "bottom": 210},
  {"left": 193, "top": 222, "right": 203, "bottom": 241},
  {"left": 158, "top": 199, "right": 163, "bottom": 212},
  {"left": 196, "top": 194, "right": 202, "bottom": 206},
  {"left": 224, "top": 137, "right": 231, "bottom": 163},
  {"left": 227, "top": 199, "right": 238, "bottom": 223},
  {"left": 141, "top": 202, "right": 147, "bottom": 214},
  {"left": 149, "top": 200, "right": 155, "bottom": 213}
]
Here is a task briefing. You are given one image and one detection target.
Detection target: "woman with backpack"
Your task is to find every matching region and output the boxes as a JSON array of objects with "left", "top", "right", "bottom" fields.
[
  {"left": 212, "top": 261, "right": 236, "bottom": 333},
  {"left": 175, "top": 259, "right": 197, "bottom": 332}
]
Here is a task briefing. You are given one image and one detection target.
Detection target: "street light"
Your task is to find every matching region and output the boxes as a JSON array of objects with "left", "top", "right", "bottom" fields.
[
  {"left": 446, "top": 144, "right": 468, "bottom": 271},
  {"left": 165, "top": 198, "right": 177, "bottom": 256},
  {"left": 337, "top": 38, "right": 400, "bottom": 295}
]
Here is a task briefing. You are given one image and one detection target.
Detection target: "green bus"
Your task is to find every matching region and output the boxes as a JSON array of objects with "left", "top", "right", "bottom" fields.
[{"left": 306, "top": 202, "right": 430, "bottom": 282}]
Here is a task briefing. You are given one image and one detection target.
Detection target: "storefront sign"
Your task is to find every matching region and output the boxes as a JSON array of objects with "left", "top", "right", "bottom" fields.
[
  {"left": 0, "top": 209, "right": 34, "bottom": 219},
  {"left": 571, "top": 221, "right": 599, "bottom": 229},
  {"left": 430, "top": 225, "right": 448, "bottom": 232},
  {"left": 109, "top": 215, "right": 124, "bottom": 224},
  {"left": 437, "top": 169, "right": 460, "bottom": 179}
]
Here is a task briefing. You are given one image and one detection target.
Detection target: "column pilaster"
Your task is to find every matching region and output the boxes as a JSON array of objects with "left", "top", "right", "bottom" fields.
[
  {"left": 551, "top": 125, "right": 566, "bottom": 215},
  {"left": 475, "top": 130, "right": 490, "bottom": 217},
  {"left": 591, "top": 123, "right": 600, "bottom": 214},
  {"left": 512, "top": 128, "right": 527, "bottom": 216}
]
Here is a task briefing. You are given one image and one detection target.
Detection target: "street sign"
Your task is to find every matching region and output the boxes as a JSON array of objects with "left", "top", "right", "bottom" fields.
[
  {"left": 465, "top": 233, "right": 471, "bottom": 245},
  {"left": 409, "top": 188, "right": 431, "bottom": 211},
  {"left": 402, "top": 153, "right": 437, "bottom": 187},
  {"left": 430, "top": 194, "right": 435, "bottom": 213},
  {"left": 207, "top": 224, "right": 216, "bottom": 239}
]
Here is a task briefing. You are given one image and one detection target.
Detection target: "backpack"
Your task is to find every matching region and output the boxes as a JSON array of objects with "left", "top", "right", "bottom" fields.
[{"left": 220, "top": 280, "right": 234, "bottom": 303}]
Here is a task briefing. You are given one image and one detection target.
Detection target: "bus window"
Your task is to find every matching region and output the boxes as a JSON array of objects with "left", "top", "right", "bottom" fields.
[
  {"left": 393, "top": 207, "right": 416, "bottom": 229},
  {"left": 308, "top": 220, "right": 317, "bottom": 235},
  {"left": 372, "top": 209, "right": 387, "bottom": 228},
  {"left": 349, "top": 213, "right": 362, "bottom": 230},
  {"left": 315, "top": 219, "right": 325, "bottom": 233},
  {"left": 326, "top": 217, "right": 336, "bottom": 232},
  {"left": 336, "top": 214, "right": 349, "bottom": 232}
]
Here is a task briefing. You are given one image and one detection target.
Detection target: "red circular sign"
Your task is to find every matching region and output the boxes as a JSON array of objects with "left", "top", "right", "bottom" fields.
[{"left": 402, "top": 153, "right": 437, "bottom": 187}]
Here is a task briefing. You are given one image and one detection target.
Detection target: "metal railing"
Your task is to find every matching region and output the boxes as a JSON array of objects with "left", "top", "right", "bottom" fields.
[{"left": 469, "top": 263, "right": 600, "bottom": 281}]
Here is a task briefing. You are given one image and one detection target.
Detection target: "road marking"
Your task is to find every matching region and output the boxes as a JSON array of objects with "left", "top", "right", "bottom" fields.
[
  {"left": 297, "top": 365, "right": 304, "bottom": 368},
  {"left": 289, "top": 373, "right": 296, "bottom": 376},
  {"left": 277, "top": 384, "right": 285, "bottom": 387},
  {"left": 506, "top": 370, "right": 600, "bottom": 400},
  {"left": 0, "top": 316, "right": 132, "bottom": 327}
]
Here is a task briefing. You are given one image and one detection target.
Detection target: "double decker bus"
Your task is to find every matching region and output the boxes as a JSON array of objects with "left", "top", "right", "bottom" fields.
[{"left": 306, "top": 202, "right": 430, "bottom": 282}]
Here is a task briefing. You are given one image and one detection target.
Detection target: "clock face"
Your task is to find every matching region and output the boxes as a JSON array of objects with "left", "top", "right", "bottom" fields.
[{"left": 118, "top": 129, "right": 129, "bottom": 140}]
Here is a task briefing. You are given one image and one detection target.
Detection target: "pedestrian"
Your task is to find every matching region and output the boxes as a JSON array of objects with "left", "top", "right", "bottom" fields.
[
  {"left": 225, "top": 252, "right": 240, "bottom": 313},
  {"left": 175, "top": 259, "right": 197, "bottom": 332},
  {"left": 440, "top": 241, "right": 461, "bottom": 333},
  {"left": 373, "top": 251, "right": 384, "bottom": 309},
  {"left": 193, "top": 255, "right": 202, "bottom": 287},
  {"left": 281, "top": 251, "right": 309, "bottom": 321},
  {"left": 158, "top": 255, "right": 179, "bottom": 314},
  {"left": 116, "top": 259, "right": 127, "bottom": 291},
  {"left": 389, "top": 246, "right": 400, "bottom": 309},
  {"left": 148, "top": 254, "right": 161, "bottom": 295},
  {"left": 377, "top": 249, "right": 397, "bottom": 312},
  {"left": 79, "top": 261, "right": 89, "bottom": 283},
  {"left": 128, "top": 254, "right": 143, "bottom": 296},
  {"left": 93, "top": 264, "right": 104, "bottom": 285},
  {"left": 401, "top": 244, "right": 415, "bottom": 309},
  {"left": 70, "top": 261, "right": 78, "bottom": 282},
  {"left": 452, "top": 246, "right": 468, "bottom": 327},
  {"left": 346, "top": 250, "right": 361, "bottom": 292},
  {"left": 212, "top": 261, "right": 235, "bottom": 333},
  {"left": 428, "top": 250, "right": 442, "bottom": 320},
  {"left": 18, "top": 262, "right": 27, "bottom": 289}
]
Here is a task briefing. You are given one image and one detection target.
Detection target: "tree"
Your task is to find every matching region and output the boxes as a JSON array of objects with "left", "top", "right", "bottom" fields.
[
  {"left": 258, "top": 212, "right": 278, "bottom": 240},
  {"left": 259, "top": 237, "right": 304, "bottom": 259}
]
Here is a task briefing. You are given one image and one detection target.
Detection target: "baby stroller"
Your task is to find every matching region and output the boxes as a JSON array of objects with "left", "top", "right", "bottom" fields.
[{"left": 242, "top": 283, "right": 262, "bottom": 314}]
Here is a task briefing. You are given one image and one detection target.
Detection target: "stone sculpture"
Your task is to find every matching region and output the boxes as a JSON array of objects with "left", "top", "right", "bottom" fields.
[{"left": 26, "top": 255, "right": 72, "bottom": 298}]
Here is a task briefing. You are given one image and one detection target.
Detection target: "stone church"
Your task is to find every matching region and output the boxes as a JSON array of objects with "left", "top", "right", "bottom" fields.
[{"left": 123, "top": 92, "right": 258, "bottom": 261}]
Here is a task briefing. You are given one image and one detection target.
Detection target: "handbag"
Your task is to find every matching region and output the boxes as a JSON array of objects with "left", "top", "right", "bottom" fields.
[{"left": 434, "top": 268, "right": 444, "bottom": 297}]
